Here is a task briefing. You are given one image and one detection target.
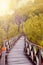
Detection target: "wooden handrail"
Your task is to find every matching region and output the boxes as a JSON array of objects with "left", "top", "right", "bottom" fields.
[
  {"left": 1, "top": 34, "right": 22, "bottom": 65},
  {"left": 25, "top": 38, "right": 43, "bottom": 50}
]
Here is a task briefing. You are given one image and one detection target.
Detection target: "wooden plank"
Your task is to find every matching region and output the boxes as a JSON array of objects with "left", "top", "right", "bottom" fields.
[{"left": 8, "top": 36, "right": 33, "bottom": 65}]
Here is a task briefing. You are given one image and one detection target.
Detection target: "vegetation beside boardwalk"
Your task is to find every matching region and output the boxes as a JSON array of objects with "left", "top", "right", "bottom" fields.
[
  {"left": 23, "top": 12, "right": 43, "bottom": 47},
  {"left": 0, "top": 0, "right": 43, "bottom": 48},
  {"left": 0, "top": 22, "right": 19, "bottom": 49}
]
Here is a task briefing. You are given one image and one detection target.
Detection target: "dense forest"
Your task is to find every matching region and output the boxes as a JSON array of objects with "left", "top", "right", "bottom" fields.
[
  {"left": 0, "top": 0, "right": 43, "bottom": 48},
  {"left": 23, "top": 12, "right": 43, "bottom": 46}
]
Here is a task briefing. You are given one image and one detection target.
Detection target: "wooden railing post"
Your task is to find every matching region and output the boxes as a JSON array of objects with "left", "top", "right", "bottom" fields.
[
  {"left": 38, "top": 49, "right": 41, "bottom": 65},
  {"left": 1, "top": 51, "right": 6, "bottom": 65},
  {"left": 1, "top": 42, "right": 6, "bottom": 65}
]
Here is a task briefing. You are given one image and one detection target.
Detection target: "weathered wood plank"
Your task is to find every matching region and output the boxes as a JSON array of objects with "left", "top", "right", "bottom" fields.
[{"left": 8, "top": 36, "right": 33, "bottom": 65}]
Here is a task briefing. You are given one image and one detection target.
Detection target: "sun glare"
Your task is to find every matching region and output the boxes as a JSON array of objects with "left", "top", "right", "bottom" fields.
[
  {"left": 0, "top": 0, "right": 34, "bottom": 16},
  {"left": 0, "top": 0, "right": 10, "bottom": 16},
  {"left": 7, "top": 10, "right": 14, "bottom": 15}
]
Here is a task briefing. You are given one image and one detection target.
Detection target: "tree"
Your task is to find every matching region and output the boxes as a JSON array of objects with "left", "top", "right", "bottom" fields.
[{"left": 23, "top": 12, "right": 43, "bottom": 46}]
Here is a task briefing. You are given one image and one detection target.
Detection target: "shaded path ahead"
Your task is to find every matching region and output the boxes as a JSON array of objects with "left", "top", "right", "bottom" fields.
[{"left": 8, "top": 36, "right": 33, "bottom": 65}]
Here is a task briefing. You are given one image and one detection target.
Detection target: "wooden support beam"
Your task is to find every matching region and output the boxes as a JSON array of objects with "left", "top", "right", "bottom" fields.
[{"left": 1, "top": 51, "right": 6, "bottom": 65}]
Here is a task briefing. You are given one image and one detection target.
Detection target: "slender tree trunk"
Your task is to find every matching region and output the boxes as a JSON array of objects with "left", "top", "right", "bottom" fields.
[{"left": 18, "top": 24, "right": 20, "bottom": 33}]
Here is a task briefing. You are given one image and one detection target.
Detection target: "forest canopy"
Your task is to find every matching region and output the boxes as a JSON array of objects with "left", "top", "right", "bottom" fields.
[{"left": 0, "top": 0, "right": 43, "bottom": 48}]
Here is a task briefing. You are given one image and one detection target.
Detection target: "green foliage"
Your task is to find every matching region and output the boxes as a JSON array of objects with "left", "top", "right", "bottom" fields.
[
  {"left": 8, "top": 23, "right": 18, "bottom": 39},
  {"left": 0, "top": 28, "right": 6, "bottom": 48},
  {"left": 23, "top": 13, "right": 43, "bottom": 46},
  {"left": 0, "top": 21, "right": 18, "bottom": 48}
]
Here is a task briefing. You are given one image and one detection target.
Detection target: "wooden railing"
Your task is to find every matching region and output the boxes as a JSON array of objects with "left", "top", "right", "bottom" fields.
[
  {"left": 24, "top": 37, "right": 43, "bottom": 65},
  {"left": 1, "top": 34, "right": 22, "bottom": 65},
  {"left": 1, "top": 35, "right": 43, "bottom": 65}
]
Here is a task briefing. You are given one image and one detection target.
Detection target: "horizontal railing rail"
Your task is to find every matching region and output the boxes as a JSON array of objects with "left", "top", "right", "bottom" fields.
[
  {"left": 24, "top": 37, "right": 43, "bottom": 65},
  {"left": 25, "top": 38, "right": 43, "bottom": 50},
  {"left": 1, "top": 34, "right": 22, "bottom": 65}
]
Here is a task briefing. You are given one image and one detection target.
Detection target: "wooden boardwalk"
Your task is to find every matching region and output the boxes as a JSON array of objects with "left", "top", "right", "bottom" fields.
[{"left": 7, "top": 36, "right": 33, "bottom": 65}]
